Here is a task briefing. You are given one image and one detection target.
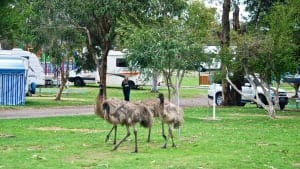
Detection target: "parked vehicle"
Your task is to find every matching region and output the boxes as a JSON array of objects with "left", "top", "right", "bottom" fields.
[
  {"left": 41, "top": 62, "right": 75, "bottom": 86},
  {"left": 207, "top": 79, "right": 289, "bottom": 110},
  {"left": 0, "top": 48, "right": 45, "bottom": 95},
  {"left": 68, "top": 50, "right": 161, "bottom": 88},
  {"left": 68, "top": 69, "right": 97, "bottom": 86},
  {"left": 198, "top": 46, "right": 222, "bottom": 72}
]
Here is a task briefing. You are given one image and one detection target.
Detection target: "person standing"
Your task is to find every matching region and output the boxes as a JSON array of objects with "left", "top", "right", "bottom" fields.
[{"left": 121, "top": 77, "right": 131, "bottom": 101}]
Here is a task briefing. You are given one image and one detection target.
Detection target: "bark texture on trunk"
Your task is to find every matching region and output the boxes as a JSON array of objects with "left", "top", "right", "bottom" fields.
[{"left": 220, "top": 0, "right": 231, "bottom": 106}]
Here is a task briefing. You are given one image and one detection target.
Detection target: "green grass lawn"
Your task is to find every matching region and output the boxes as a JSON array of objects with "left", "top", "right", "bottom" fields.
[
  {"left": 20, "top": 85, "right": 205, "bottom": 108},
  {"left": 1, "top": 106, "right": 300, "bottom": 169},
  {"left": 1, "top": 73, "right": 299, "bottom": 168},
  {"left": 0, "top": 72, "right": 205, "bottom": 109}
]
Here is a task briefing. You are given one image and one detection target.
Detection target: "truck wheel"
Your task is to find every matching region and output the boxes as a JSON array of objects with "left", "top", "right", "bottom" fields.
[
  {"left": 74, "top": 77, "right": 84, "bottom": 86},
  {"left": 215, "top": 93, "right": 223, "bottom": 106},
  {"left": 128, "top": 80, "right": 137, "bottom": 89},
  {"left": 238, "top": 102, "right": 246, "bottom": 106}
]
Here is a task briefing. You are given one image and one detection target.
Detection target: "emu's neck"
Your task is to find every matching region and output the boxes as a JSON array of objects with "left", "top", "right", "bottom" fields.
[
  {"left": 95, "top": 87, "right": 105, "bottom": 118},
  {"left": 159, "top": 94, "right": 164, "bottom": 114},
  {"left": 160, "top": 97, "right": 164, "bottom": 104}
]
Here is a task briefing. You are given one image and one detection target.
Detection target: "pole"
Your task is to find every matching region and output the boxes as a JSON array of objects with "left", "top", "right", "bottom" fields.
[
  {"left": 213, "top": 83, "right": 216, "bottom": 120},
  {"left": 177, "top": 73, "right": 181, "bottom": 137}
]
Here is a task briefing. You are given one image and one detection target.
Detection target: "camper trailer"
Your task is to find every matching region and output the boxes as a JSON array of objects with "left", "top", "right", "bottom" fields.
[
  {"left": 0, "top": 48, "right": 45, "bottom": 95},
  {"left": 68, "top": 50, "right": 160, "bottom": 88}
]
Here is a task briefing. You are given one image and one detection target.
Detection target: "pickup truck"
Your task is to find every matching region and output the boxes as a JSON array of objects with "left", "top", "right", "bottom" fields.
[{"left": 207, "top": 81, "right": 289, "bottom": 110}]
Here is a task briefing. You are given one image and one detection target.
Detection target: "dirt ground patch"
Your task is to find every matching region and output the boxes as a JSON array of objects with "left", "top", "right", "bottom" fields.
[
  {"left": 0, "top": 96, "right": 210, "bottom": 119},
  {"left": 31, "top": 127, "right": 103, "bottom": 134}
]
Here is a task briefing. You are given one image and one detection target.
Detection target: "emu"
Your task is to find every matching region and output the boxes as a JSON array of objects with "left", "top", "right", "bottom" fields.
[
  {"left": 102, "top": 100, "right": 153, "bottom": 153},
  {"left": 94, "top": 85, "right": 123, "bottom": 145},
  {"left": 94, "top": 85, "right": 153, "bottom": 152},
  {"left": 143, "top": 93, "right": 184, "bottom": 148}
]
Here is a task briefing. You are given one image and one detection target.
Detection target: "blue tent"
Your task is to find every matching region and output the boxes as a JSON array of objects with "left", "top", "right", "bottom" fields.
[{"left": 0, "top": 57, "right": 26, "bottom": 105}]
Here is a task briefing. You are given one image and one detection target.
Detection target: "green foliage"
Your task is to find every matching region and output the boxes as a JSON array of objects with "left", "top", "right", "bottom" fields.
[
  {"left": 118, "top": 1, "right": 216, "bottom": 90},
  {"left": 244, "top": 0, "right": 285, "bottom": 26},
  {"left": 231, "top": 0, "right": 299, "bottom": 85},
  {"left": 0, "top": 0, "right": 34, "bottom": 49},
  {"left": 265, "top": 1, "right": 298, "bottom": 82},
  {"left": 0, "top": 106, "right": 299, "bottom": 168},
  {"left": 211, "top": 71, "right": 223, "bottom": 84}
]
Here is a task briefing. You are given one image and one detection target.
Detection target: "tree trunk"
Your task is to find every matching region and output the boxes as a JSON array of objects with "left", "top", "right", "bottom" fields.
[
  {"left": 227, "top": 74, "right": 276, "bottom": 118},
  {"left": 220, "top": 0, "right": 230, "bottom": 46},
  {"left": 220, "top": 0, "right": 231, "bottom": 106},
  {"left": 170, "top": 69, "right": 184, "bottom": 105},
  {"left": 55, "top": 71, "right": 66, "bottom": 101},
  {"left": 55, "top": 59, "right": 69, "bottom": 101},
  {"left": 292, "top": 83, "right": 300, "bottom": 98},
  {"left": 150, "top": 71, "right": 159, "bottom": 93},
  {"left": 99, "top": 47, "right": 109, "bottom": 99},
  {"left": 233, "top": 4, "right": 240, "bottom": 32},
  {"left": 94, "top": 14, "right": 115, "bottom": 99},
  {"left": 163, "top": 70, "right": 172, "bottom": 101},
  {"left": 222, "top": 1, "right": 245, "bottom": 106},
  {"left": 229, "top": 78, "right": 242, "bottom": 105},
  {"left": 230, "top": 4, "right": 244, "bottom": 106},
  {"left": 222, "top": 70, "right": 232, "bottom": 105}
]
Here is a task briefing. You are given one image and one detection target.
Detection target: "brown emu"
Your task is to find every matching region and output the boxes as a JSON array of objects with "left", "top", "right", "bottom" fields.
[
  {"left": 94, "top": 85, "right": 152, "bottom": 146},
  {"left": 94, "top": 85, "right": 123, "bottom": 145},
  {"left": 143, "top": 93, "right": 184, "bottom": 148},
  {"left": 102, "top": 100, "right": 153, "bottom": 153}
]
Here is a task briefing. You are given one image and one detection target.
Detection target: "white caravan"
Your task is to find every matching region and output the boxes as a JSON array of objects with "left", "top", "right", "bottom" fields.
[
  {"left": 0, "top": 48, "right": 45, "bottom": 95},
  {"left": 68, "top": 50, "right": 159, "bottom": 88},
  {"left": 198, "top": 46, "right": 222, "bottom": 72}
]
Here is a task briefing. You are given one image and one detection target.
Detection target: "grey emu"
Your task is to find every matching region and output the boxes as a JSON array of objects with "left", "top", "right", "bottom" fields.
[
  {"left": 102, "top": 100, "right": 153, "bottom": 153},
  {"left": 143, "top": 93, "right": 184, "bottom": 148},
  {"left": 94, "top": 85, "right": 123, "bottom": 145},
  {"left": 94, "top": 85, "right": 153, "bottom": 145}
]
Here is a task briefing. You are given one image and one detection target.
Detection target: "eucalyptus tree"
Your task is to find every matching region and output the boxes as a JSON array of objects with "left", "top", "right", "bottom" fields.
[
  {"left": 63, "top": 0, "right": 166, "bottom": 97},
  {"left": 226, "top": 0, "right": 298, "bottom": 118},
  {"left": 0, "top": 0, "right": 33, "bottom": 49},
  {"left": 51, "top": 30, "right": 85, "bottom": 101},
  {"left": 118, "top": 1, "right": 215, "bottom": 103},
  {"left": 29, "top": 0, "right": 86, "bottom": 100},
  {"left": 244, "top": 0, "right": 285, "bottom": 27}
]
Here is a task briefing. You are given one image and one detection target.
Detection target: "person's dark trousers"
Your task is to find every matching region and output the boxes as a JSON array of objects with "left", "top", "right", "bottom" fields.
[{"left": 123, "top": 87, "right": 130, "bottom": 101}]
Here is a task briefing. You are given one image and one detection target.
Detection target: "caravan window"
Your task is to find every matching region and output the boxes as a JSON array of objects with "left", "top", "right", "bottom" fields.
[{"left": 116, "top": 58, "right": 127, "bottom": 67}]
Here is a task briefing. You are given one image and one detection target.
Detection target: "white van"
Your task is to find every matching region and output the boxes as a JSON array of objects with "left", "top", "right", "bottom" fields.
[
  {"left": 0, "top": 48, "right": 45, "bottom": 95},
  {"left": 68, "top": 50, "right": 160, "bottom": 88}
]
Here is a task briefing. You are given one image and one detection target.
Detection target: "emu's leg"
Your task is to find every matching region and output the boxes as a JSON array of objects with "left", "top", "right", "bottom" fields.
[
  {"left": 161, "top": 122, "right": 167, "bottom": 149},
  {"left": 105, "top": 125, "right": 117, "bottom": 144},
  {"left": 133, "top": 126, "right": 138, "bottom": 153},
  {"left": 168, "top": 124, "right": 176, "bottom": 147},
  {"left": 113, "top": 126, "right": 130, "bottom": 151},
  {"left": 113, "top": 125, "right": 117, "bottom": 145},
  {"left": 147, "top": 127, "right": 151, "bottom": 143}
]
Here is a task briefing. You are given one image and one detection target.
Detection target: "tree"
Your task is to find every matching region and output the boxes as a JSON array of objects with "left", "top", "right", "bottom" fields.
[
  {"left": 0, "top": 0, "right": 33, "bottom": 49},
  {"left": 244, "top": 0, "right": 285, "bottom": 27},
  {"left": 118, "top": 1, "right": 215, "bottom": 102},
  {"left": 226, "top": 0, "right": 298, "bottom": 118},
  {"left": 65, "top": 0, "right": 162, "bottom": 98},
  {"left": 218, "top": 0, "right": 232, "bottom": 106},
  {"left": 28, "top": 0, "right": 86, "bottom": 100}
]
